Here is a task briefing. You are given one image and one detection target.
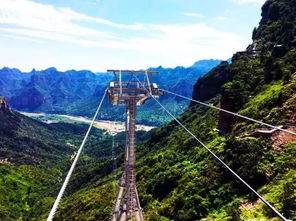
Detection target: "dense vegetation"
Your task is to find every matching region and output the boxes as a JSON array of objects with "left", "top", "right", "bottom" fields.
[
  {"left": 133, "top": 0, "right": 296, "bottom": 219},
  {"left": 0, "top": 108, "right": 130, "bottom": 220},
  {"left": 48, "top": 1, "right": 296, "bottom": 220},
  {"left": 1, "top": 0, "right": 296, "bottom": 220},
  {"left": 0, "top": 106, "right": 155, "bottom": 220},
  {"left": 52, "top": 0, "right": 296, "bottom": 220}
]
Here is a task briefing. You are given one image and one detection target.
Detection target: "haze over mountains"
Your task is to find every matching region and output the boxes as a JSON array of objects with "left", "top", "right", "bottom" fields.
[{"left": 0, "top": 59, "right": 222, "bottom": 125}]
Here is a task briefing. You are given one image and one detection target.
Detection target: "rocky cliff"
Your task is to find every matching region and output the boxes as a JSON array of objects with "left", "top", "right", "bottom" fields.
[
  {"left": 191, "top": 0, "right": 296, "bottom": 134},
  {"left": 0, "top": 96, "right": 10, "bottom": 112}
]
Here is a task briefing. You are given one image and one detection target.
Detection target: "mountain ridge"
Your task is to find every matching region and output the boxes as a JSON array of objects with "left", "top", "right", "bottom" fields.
[{"left": 0, "top": 59, "right": 222, "bottom": 125}]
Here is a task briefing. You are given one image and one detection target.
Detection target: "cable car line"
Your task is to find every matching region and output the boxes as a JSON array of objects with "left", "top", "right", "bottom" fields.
[
  {"left": 161, "top": 89, "right": 296, "bottom": 136},
  {"left": 147, "top": 89, "right": 288, "bottom": 221},
  {"left": 45, "top": 74, "right": 293, "bottom": 221},
  {"left": 47, "top": 89, "right": 108, "bottom": 221}
]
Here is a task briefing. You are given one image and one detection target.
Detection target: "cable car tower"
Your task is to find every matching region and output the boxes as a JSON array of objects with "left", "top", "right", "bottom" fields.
[{"left": 108, "top": 70, "right": 164, "bottom": 221}]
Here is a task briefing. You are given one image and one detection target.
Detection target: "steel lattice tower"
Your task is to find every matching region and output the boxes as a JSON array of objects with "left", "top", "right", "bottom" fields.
[{"left": 108, "top": 70, "right": 164, "bottom": 221}]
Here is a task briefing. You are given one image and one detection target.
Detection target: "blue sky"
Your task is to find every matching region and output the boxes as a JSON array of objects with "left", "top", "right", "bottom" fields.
[{"left": 0, "top": 0, "right": 265, "bottom": 72}]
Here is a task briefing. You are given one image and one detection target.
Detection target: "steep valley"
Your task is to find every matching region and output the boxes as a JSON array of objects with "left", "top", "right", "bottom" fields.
[
  {"left": 1, "top": 0, "right": 296, "bottom": 220},
  {"left": 0, "top": 105, "right": 130, "bottom": 220}
]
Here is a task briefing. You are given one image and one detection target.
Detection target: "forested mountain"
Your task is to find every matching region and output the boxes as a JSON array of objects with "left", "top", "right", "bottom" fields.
[
  {"left": 1, "top": 0, "right": 296, "bottom": 220},
  {"left": 135, "top": 0, "right": 296, "bottom": 219},
  {"left": 0, "top": 59, "right": 221, "bottom": 126},
  {"left": 5, "top": 68, "right": 113, "bottom": 113},
  {"left": 0, "top": 67, "right": 31, "bottom": 98},
  {"left": 0, "top": 101, "right": 130, "bottom": 220},
  {"left": 52, "top": 0, "right": 296, "bottom": 220}
]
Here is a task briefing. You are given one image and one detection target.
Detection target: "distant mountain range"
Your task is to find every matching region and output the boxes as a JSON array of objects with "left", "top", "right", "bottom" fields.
[{"left": 0, "top": 59, "right": 222, "bottom": 125}]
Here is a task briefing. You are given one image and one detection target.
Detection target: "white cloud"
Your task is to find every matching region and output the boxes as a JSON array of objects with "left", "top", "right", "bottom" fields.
[
  {"left": 134, "top": 23, "right": 245, "bottom": 57},
  {"left": 57, "top": 8, "right": 144, "bottom": 30},
  {"left": 0, "top": 33, "right": 44, "bottom": 43},
  {"left": 216, "top": 16, "right": 228, "bottom": 21},
  {"left": 0, "top": 0, "right": 250, "bottom": 71},
  {"left": 0, "top": 0, "right": 143, "bottom": 38},
  {"left": 184, "top": 12, "right": 205, "bottom": 18},
  {"left": 231, "top": 0, "right": 266, "bottom": 4}
]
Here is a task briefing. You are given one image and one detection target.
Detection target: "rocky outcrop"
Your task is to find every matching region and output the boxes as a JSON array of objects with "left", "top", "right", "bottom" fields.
[
  {"left": 0, "top": 96, "right": 11, "bottom": 112},
  {"left": 190, "top": 61, "right": 231, "bottom": 105},
  {"left": 217, "top": 93, "right": 234, "bottom": 133},
  {"left": 10, "top": 87, "right": 46, "bottom": 111}
]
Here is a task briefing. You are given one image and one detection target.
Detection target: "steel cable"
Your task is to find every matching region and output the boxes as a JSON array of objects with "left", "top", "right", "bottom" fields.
[
  {"left": 47, "top": 88, "right": 107, "bottom": 221},
  {"left": 161, "top": 89, "right": 296, "bottom": 136},
  {"left": 150, "top": 95, "right": 288, "bottom": 220},
  {"left": 133, "top": 80, "right": 289, "bottom": 220}
]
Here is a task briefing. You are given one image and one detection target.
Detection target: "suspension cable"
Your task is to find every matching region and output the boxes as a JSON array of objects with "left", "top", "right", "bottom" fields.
[
  {"left": 148, "top": 92, "right": 288, "bottom": 221},
  {"left": 161, "top": 89, "right": 296, "bottom": 136},
  {"left": 47, "top": 89, "right": 107, "bottom": 221}
]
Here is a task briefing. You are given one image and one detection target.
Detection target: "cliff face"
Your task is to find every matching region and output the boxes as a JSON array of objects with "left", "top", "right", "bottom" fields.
[
  {"left": 191, "top": 0, "right": 296, "bottom": 133},
  {"left": 190, "top": 61, "right": 231, "bottom": 103},
  {"left": 10, "top": 87, "right": 46, "bottom": 112},
  {"left": 0, "top": 96, "right": 10, "bottom": 112}
]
